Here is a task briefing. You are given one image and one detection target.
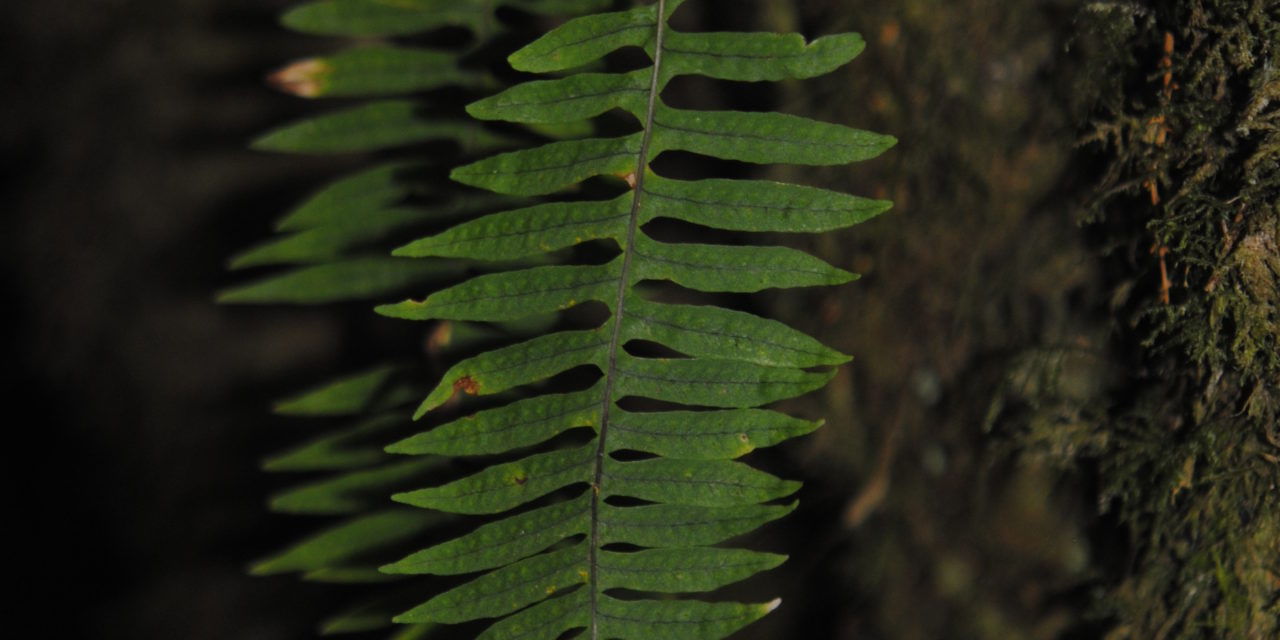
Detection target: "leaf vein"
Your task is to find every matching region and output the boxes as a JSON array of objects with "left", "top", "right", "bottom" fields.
[
  {"left": 635, "top": 248, "right": 831, "bottom": 276},
  {"left": 598, "top": 513, "right": 764, "bottom": 529},
  {"left": 609, "top": 421, "right": 776, "bottom": 438},
  {"left": 425, "top": 276, "right": 615, "bottom": 310},
  {"left": 642, "top": 186, "right": 848, "bottom": 214},
  {"left": 439, "top": 459, "right": 592, "bottom": 501},
  {"left": 429, "top": 503, "right": 589, "bottom": 568},
  {"left": 601, "top": 471, "right": 775, "bottom": 491},
  {"left": 539, "top": 23, "right": 652, "bottom": 60},
  {"left": 424, "top": 213, "right": 628, "bottom": 250},
  {"left": 463, "top": 549, "right": 584, "bottom": 606},
  {"left": 430, "top": 397, "right": 601, "bottom": 445},
  {"left": 663, "top": 44, "right": 824, "bottom": 61},
  {"left": 470, "top": 337, "right": 608, "bottom": 378},
  {"left": 478, "top": 149, "right": 634, "bottom": 177},
  {"left": 628, "top": 310, "right": 831, "bottom": 360},
  {"left": 617, "top": 365, "right": 808, "bottom": 388},
  {"left": 598, "top": 608, "right": 759, "bottom": 625},
  {"left": 654, "top": 117, "right": 879, "bottom": 151},
  {"left": 489, "top": 87, "right": 648, "bottom": 111}
]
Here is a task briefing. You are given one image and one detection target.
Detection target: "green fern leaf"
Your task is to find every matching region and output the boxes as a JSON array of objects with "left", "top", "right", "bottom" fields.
[
  {"left": 283, "top": 0, "right": 613, "bottom": 38},
  {"left": 378, "top": 1, "right": 893, "bottom": 637},
  {"left": 622, "top": 298, "right": 850, "bottom": 367},
  {"left": 218, "top": 256, "right": 458, "bottom": 304},
  {"left": 269, "top": 457, "right": 442, "bottom": 515},
  {"left": 263, "top": 414, "right": 402, "bottom": 472},
  {"left": 271, "top": 366, "right": 408, "bottom": 416},
  {"left": 606, "top": 409, "right": 820, "bottom": 460},
  {"left": 378, "top": 262, "right": 620, "bottom": 323},
  {"left": 274, "top": 162, "right": 427, "bottom": 232},
  {"left": 269, "top": 47, "right": 482, "bottom": 99},
  {"left": 238, "top": 3, "right": 627, "bottom": 638},
  {"left": 322, "top": 605, "right": 405, "bottom": 634},
  {"left": 599, "top": 501, "right": 798, "bottom": 547},
  {"left": 251, "top": 509, "right": 439, "bottom": 576},
  {"left": 383, "top": 495, "right": 593, "bottom": 576},
  {"left": 252, "top": 101, "right": 512, "bottom": 155},
  {"left": 230, "top": 207, "right": 434, "bottom": 269}
]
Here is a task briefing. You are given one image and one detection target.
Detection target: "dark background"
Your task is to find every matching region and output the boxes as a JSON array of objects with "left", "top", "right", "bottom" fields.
[
  {"left": 7, "top": 1, "right": 1101, "bottom": 638},
  {"left": 8, "top": 1, "right": 352, "bottom": 636}
]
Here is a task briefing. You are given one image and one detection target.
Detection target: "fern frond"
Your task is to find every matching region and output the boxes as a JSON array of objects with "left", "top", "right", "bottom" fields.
[
  {"left": 220, "top": 0, "right": 575, "bottom": 306},
  {"left": 281, "top": 0, "right": 614, "bottom": 38},
  {"left": 379, "top": 1, "right": 893, "bottom": 638},
  {"left": 238, "top": 3, "right": 609, "bottom": 636}
]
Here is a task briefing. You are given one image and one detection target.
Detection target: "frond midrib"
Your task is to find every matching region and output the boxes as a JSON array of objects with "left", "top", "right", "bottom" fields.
[{"left": 588, "top": 1, "right": 668, "bottom": 638}]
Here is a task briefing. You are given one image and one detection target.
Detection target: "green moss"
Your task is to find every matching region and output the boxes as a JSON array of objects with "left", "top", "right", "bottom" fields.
[{"left": 1064, "top": 0, "right": 1279, "bottom": 637}]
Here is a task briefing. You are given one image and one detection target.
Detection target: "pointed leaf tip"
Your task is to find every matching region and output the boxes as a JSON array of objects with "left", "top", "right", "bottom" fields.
[{"left": 411, "top": 400, "right": 432, "bottom": 421}]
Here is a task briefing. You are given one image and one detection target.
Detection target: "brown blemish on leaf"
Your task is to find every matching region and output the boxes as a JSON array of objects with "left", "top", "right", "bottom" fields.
[
  {"left": 267, "top": 59, "right": 331, "bottom": 98},
  {"left": 615, "top": 171, "right": 638, "bottom": 189},
  {"left": 426, "top": 321, "right": 453, "bottom": 356},
  {"left": 454, "top": 375, "right": 480, "bottom": 396}
]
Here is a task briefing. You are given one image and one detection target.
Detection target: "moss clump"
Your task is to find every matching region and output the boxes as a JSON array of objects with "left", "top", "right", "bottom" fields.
[{"left": 1062, "top": 0, "right": 1279, "bottom": 637}]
